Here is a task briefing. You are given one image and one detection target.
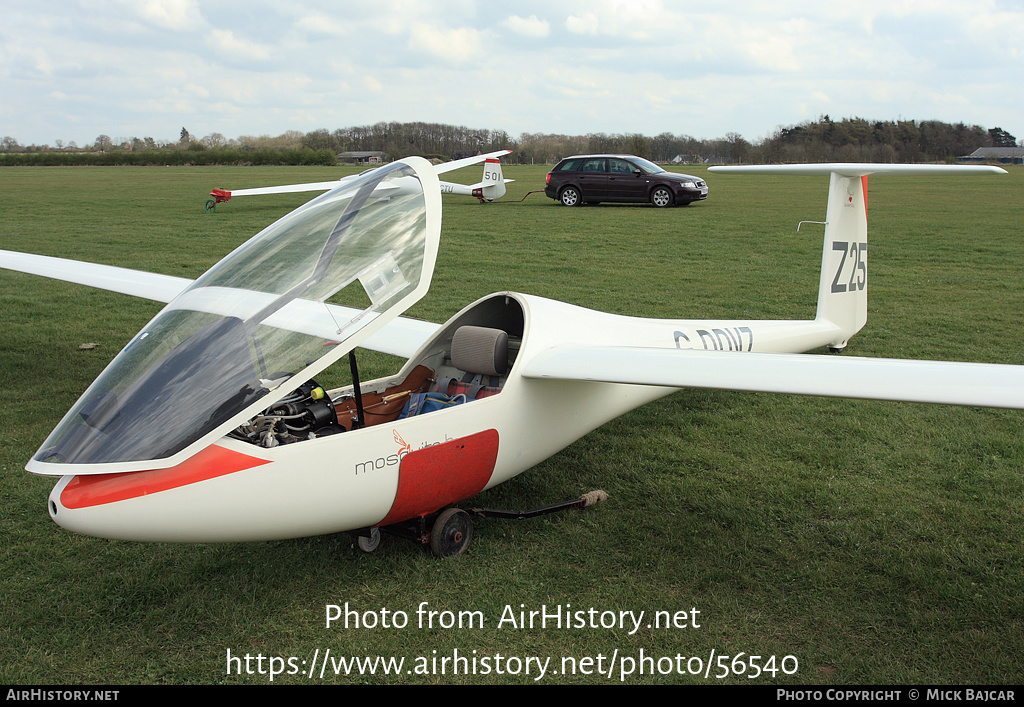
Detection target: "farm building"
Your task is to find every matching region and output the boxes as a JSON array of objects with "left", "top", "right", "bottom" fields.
[
  {"left": 339, "top": 151, "right": 387, "bottom": 164},
  {"left": 958, "top": 147, "right": 1024, "bottom": 165}
]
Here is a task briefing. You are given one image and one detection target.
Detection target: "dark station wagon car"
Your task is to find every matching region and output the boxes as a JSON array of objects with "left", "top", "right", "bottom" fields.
[{"left": 545, "top": 154, "right": 708, "bottom": 207}]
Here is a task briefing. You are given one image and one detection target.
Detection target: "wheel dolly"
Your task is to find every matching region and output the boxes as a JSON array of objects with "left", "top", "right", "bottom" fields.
[{"left": 352, "top": 490, "right": 609, "bottom": 558}]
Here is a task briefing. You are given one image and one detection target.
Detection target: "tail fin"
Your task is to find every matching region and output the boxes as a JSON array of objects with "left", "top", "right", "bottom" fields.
[
  {"left": 815, "top": 172, "right": 869, "bottom": 350},
  {"left": 709, "top": 164, "right": 1006, "bottom": 350},
  {"left": 472, "top": 158, "right": 508, "bottom": 202}
]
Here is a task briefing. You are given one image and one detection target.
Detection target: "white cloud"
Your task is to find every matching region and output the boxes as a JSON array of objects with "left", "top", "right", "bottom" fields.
[
  {"left": 206, "top": 29, "right": 272, "bottom": 61},
  {"left": 132, "top": 0, "right": 204, "bottom": 31},
  {"left": 408, "top": 23, "right": 483, "bottom": 64},
  {"left": 735, "top": 21, "right": 806, "bottom": 73},
  {"left": 184, "top": 82, "right": 211, "bottom": 99},
  {"left": 293, "top": 13, "right": 349, "bottom": 38},
  {"left": 565, "top": 1, "right": 672, "bottom": 39},
  {"left": 566, "top": 12, "right": 600, "bottom": 35},
  {"left": 502, "top": 15, "right": 550, "bottom": 38}
]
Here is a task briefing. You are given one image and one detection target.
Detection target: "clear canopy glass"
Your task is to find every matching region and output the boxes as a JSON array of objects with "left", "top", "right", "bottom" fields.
[{"left": 31, "top": 159, "right": 437, "bottom": 471}]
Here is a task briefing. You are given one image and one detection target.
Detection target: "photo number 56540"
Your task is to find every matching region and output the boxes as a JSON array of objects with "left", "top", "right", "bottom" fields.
[{"left": 830, "top": 241, "right": 867, "bottom": 293}]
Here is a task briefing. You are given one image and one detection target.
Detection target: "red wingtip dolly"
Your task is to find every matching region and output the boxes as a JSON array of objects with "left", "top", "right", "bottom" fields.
[{"left": 210, "top": 188, "right": 233, "bottom": 203}]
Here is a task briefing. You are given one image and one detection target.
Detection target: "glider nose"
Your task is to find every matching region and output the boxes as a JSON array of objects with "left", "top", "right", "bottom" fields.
[
  {"left": 45, "top": 474, "right": 143, "bottom": 540},
  {"left": 47, "top": 476, "right": 82, "bottom": 533}
]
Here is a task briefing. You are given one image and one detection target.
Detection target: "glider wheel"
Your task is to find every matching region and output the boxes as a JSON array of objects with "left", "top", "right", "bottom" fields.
[
  {"left": 356, "top": 527, "right": 381, "bottom": 553},
  {"left": 430, "top": 508, "right": 473, "bottom": 558},
  {"left": 204, "top": 199, "right": 217, "bottom": 213}
]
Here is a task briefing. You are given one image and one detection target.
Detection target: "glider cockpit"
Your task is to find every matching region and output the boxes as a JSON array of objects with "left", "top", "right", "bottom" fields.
[
  {"left": 29, "top": 159, "right": 442, "bottom": 475},
  {"left": 239, "top": 297, "right": 525, "bottom": 444}
]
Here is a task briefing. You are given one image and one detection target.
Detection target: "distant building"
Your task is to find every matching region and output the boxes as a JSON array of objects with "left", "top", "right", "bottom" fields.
[
  {"left": 671, "top": 154, "right": 704, "bottom": 165},
  {"left": 339, "top": 151, "right": 387, "bottom": 164},
  {"left": 958, "top": 147, "right": 1024, "bottom": 165}
]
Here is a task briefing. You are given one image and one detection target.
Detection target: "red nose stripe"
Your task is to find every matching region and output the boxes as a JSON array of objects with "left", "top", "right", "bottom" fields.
[{"left": 60, "top": 446, "right": 271, "bottom": 509}]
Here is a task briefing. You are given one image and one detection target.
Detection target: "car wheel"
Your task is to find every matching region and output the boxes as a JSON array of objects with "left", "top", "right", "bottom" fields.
[
  {"left": 650, "top": 186, "right": 673, "bottom": 208},
  {"left": 559, "top": 186, "right": 581, "bottom": 207}
]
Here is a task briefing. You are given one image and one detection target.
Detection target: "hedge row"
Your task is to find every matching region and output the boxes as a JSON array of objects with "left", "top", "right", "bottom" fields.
[{"left": 0, "top": 147, "right": 338, "bottom": 167}]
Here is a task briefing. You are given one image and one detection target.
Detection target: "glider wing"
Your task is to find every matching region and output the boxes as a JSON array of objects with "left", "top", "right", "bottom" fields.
[
  {"left": 434, "top": 149, "right": 512, "bottom": 174},
  {"left": 0, "top": 249, "right": 439, "bottom": 358},
  {"left": 523, "top": 345, "right": 1024, "bottom": 410}
]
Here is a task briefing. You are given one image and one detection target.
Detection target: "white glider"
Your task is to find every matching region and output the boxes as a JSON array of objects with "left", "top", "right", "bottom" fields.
[
  {"left": 206, "top": 149, "right": 513, "bottom": 210},
  {"left": 0, "top": 159, "right": 1016, "bottom": 557}
]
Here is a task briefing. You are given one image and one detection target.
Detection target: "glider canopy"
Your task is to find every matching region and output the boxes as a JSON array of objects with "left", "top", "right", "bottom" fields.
[{"left": 30, "top": 158, "right": 441, "bottom": 474}]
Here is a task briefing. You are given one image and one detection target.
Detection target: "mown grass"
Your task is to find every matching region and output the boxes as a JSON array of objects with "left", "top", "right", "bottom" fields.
[{"left": 0, "top": 164, "right": 1022, "bottom": 685}]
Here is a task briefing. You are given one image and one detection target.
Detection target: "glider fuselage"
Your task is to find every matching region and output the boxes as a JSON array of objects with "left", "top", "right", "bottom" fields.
[{"left": 46, "top": 289, "right": 846, "bottom": 542}]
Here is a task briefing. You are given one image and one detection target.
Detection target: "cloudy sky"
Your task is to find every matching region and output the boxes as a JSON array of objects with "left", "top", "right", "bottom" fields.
[{"left": 2, "top": 0, "right": 1022, "bottom": 147}]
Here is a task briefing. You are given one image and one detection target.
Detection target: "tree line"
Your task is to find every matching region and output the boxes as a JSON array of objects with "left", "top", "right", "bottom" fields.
[
  {"left": 2, "top": 117, "right": 1017, "bottom": 167},
  {"left": 513, "top": 119, "right": 1017, "bottom": 164}
]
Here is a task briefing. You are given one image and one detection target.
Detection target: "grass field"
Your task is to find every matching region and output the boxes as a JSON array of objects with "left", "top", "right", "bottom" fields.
[{"left": 0, "top": 163, "right": 1022, "bottom": 685}]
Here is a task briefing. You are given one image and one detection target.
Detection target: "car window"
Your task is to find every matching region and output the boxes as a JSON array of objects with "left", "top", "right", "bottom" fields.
[
  {"left": 581, "top": 158, "right": 606, "bottom": 173},
  {"left": 608, "top": 159, "right": 634, "bottom": 174},
  {"left": 557, "top": 159, "right": 583, "bottom": 172},
  {"left": 630, "top": 157, "right": 665, "bottom": 175}
]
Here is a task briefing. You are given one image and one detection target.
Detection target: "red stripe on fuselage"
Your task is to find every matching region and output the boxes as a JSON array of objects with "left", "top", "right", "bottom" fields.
[{"left": 60, "top": 445, "right": 271, "bottom": 509}]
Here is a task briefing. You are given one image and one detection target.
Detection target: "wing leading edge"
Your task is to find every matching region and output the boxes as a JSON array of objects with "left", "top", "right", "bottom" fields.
[
  {"left": 0, "top": 249, "right": 190, "bottom": 302},
  {"left": 523, "top": 345, "right": 1024, "bottom": 410},
  {"left": 0, "top": 249, "right": 439, "bottom": 359}
]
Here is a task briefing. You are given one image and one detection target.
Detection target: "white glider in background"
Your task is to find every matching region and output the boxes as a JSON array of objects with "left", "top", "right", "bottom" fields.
[
  {"left": 205, "top": 149, "right": 513, "bottom": 211},
  {"left": 0, "top": 159, "right": 1017, "bottom": 557}
]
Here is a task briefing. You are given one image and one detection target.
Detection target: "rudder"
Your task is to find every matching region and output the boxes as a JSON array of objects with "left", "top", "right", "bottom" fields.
[
  {"left": 815, "top": 172, "right": 869, "bottom": 350},
  {"left": 479, "top": 158, "right": 507, "bottom": 201}
]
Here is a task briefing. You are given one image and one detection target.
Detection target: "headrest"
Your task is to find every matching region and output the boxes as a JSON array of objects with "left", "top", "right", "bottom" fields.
[{"left": 451, "top": 326, "right": 509, "bottom": 376}]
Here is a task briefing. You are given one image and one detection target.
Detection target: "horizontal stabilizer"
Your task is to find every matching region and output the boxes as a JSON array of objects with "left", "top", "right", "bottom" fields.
[
  {"left": 710, "top": 164, "right": 1007, "bottom": 178},
  {"left": 467, "top": 179, "right": 516, "bottom": 189},
  {"left": 524, "top": 345, "right": 1024, "bottom": 410}
]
